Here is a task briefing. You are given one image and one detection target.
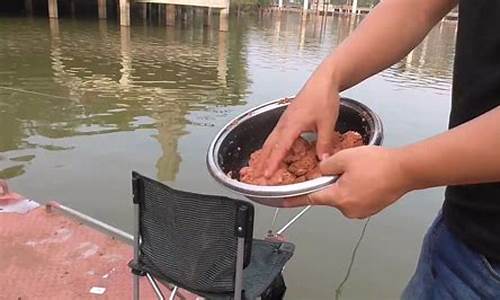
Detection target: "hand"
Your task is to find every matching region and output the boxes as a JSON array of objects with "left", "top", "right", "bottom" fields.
[
  {"left": 280, "top": 146, "right": 414, "bottom": 219},
  {"left": 257, "top": 66, "right": 341, "bottom": 177}
]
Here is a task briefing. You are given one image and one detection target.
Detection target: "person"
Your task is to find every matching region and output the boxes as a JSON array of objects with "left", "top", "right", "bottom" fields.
[{"left": 255, "top": 0, "right": 500, "bottom": 298}]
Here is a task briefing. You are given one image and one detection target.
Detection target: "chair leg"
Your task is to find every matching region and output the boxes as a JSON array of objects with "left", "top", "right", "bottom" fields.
[
  {"left": 168, "top": 286, "right": 178, "bottom": 300},
  {"left": 146, "top": 273, "right": 166, "bottom": 300},
  {"left": 133, "top": 204, "right": 141, "bottom": 300},
  {"left": 133, "top": 273, "right": 140, "bottom": 300},
  {"left": 234, "top": 237, "right": 245, "bottom": 300}
]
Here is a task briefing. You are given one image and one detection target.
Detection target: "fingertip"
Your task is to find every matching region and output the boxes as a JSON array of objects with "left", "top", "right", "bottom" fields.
[
  {"left": 318, "top": 159, "right": 333, "bottom": 175},
  {"left": 264, "top": 160, "right": 278, "bottom": 178}
]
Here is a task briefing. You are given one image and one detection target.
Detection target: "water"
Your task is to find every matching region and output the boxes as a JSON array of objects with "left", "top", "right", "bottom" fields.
[{"left": 0, "top": 13, "right": 457, "bottom": 299}]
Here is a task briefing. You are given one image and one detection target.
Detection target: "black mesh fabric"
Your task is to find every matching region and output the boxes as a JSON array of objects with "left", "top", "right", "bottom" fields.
[
  {"left": 198, "top": 240, "right": 295, "bottom": 300},
  {"left": 133, "top": 172, "right": 254, "bottom": 294}
]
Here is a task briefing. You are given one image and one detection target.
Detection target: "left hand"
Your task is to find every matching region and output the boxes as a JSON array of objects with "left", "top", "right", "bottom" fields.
[{"left": 280, "top": 146, "right": 414, "bottom": 219}]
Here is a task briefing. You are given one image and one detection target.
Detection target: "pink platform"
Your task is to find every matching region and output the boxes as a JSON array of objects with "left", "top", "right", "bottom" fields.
[{"left": 0, "top": 203, "right": 198, "bottom": 300}]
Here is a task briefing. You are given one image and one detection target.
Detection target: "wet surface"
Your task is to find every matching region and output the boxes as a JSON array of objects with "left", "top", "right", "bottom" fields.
[{"left": 0, "top": 13, "right": 457, "bottom": 299}]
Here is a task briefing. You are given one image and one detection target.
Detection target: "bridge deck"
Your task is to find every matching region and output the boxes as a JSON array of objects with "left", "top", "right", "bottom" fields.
[{"left": 135, "top": 0, "right": 228, "bottom": 9}]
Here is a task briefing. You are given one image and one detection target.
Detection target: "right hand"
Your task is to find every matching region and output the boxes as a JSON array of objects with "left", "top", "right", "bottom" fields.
[{"left": 256, "top": 67, "right": 341, "bottom": 177}]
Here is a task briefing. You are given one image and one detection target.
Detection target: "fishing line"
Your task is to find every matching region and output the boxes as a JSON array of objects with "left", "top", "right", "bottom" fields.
[
  {"left": 0, "top": 86, "right": 69, "bottom": 100},
  {"left": 335, "top": 217, "right": 371, "bottom": 300}
]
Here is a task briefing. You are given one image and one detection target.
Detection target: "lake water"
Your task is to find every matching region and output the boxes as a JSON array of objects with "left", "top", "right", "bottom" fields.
[{"left": 0, "top": 12, "right": 457, "bottom": 299}]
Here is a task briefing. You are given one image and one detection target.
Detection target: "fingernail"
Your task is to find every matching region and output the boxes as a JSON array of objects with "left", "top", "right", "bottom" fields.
[{"left": 320, "top": 154, "right": 329, "bottom": 161}]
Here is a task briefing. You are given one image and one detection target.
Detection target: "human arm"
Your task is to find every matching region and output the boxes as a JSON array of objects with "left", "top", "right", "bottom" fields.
[{"left": 257, "top": 0, "right": 458, "bottom": 176}]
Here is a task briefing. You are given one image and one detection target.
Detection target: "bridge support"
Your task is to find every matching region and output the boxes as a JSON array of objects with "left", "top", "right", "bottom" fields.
[
  {"left": 179, "top": 6, "right": 187, "bottom": 22},
  {"left": 70, "top": 0, "right": 76, "bottom": 17},
  {"left": 25, "top": 0, "right": 33, "bottom": 15},
  {"left": 119, "top": 0, "right": 130, "bottom": 26},
  {"left": 140, "top": 2, "right": 147, "bottom": 22},
  {"left": 165, "top": 4, "right": 176, "bottom": 26},
  {"left": 204, "top": 7, "right": 212, "bottom": 27},
  {"left": 351, "top": 0, "right": 358, "bottom": 15},
  {"left": 182, "top": 5, "right": 193, "bottom": 23},
  {"left": 219, "top": 0, "right": 229, "bottom": 32},
  {"left": 158, "top": 4, "right": 163, "bottom": 24},
  {"left": 98, "top": 0, "right": 107, "bottom": 19},
  {"left": 48, "top": 0, "right": 58, "bottom": 18},
  {"left": 219, "top": 9, "right": 229, "bottom": 31}
]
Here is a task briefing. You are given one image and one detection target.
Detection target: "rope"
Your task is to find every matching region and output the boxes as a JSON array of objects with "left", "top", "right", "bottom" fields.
[
  {"left": 0, "top": 86, "right": 68, "bottom": 100},
  {"left": 335, "top": 217, "right": 371, "bottom": 300}
]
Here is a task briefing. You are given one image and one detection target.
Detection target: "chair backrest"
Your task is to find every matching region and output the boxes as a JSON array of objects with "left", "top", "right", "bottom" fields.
[{"left": 132, "top": 172, "right": 254, "bottom": 294}]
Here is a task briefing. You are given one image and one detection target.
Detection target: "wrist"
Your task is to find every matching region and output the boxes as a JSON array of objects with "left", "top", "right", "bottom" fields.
[
  {"left": 391, "top": 145, "right": 430, "bottom": 192},
  {"left": 315, "top": 55, "right": 342, "bottom": 92}
]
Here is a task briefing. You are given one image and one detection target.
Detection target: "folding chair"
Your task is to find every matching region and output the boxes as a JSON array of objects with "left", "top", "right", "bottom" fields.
[{"left": 129, "top": 172, "right": 295, "bottom": 300}]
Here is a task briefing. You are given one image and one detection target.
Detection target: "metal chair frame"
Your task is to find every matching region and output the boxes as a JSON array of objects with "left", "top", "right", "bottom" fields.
[{"left": 131, "top": 174, "right": 247, "bottom": 300}]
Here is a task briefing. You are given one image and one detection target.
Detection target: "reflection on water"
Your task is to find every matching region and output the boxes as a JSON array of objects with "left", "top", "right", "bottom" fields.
[
  {"left": 385, "top": 21, "right": 456, "bottom": 93},
  {"left": 1, "top": 16, "right": 250, "bottom": 181},
  {"left": 0, "top": 13, "right": 456, "bottom": 299}
]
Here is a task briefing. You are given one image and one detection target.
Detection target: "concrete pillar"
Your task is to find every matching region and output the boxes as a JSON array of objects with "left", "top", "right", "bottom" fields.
[
  {"left": 166, "top": 4, "right": 176, "bottom": 26},
  {"left": 70, "top": 0, "right": 76, "bottom": 17},
  {"left": 351, "top": 0, "right": 357, "bottom": 15},
  {"left": 158, "top": 4, "right": 162, "bottom": 25},
  {"left": 188, "top": 6, "right": 194, "bottom": 21},
  {"left": 141, "top": 3, "right": 147, "bottom": 22},
  {"left": 349, "top": 10, "right": 356, "bottom": 31},
  {"left": 148, "top": 3, "right": 153, "bottom": 23},
  {"left": 25, "top": 0, "right": 33, "bottom": 15},
  {"left": 180, "top": 6, "right": 187, "bottom": 22},
  {"left": 219, "top": 0, "right": 229, "bottom": 32},
  {"left": 98, "top": 0, "right": 107, "bottom": 19},
  {"left": 219, "top": 0, "right": 229, "bottom": 31},
  {"left": 119, "top": 0, "right": 130, "bottom": 26},
  {"left": 219, "top": 9, "right": 229, "bottom": 31},
  {"left": 203, "top": 7, "right": 212, "bottom": 27},
  {"left": 48, "top": 0, "right": 58, "bottom": 19}
]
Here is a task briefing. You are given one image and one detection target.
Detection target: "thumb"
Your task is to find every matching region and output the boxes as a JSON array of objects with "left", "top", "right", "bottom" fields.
[
  {"left": 315, "top": 119, "right": 336, "bottom": 160},
  {"left": 308, "top": 182, "right": 341, "bottom": 206},
  {"left": 319, "top": 150, "right": 347, "bottom": 176},
  {"left": 279, "top": 182, "right": 341, "bottom": 208}
]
